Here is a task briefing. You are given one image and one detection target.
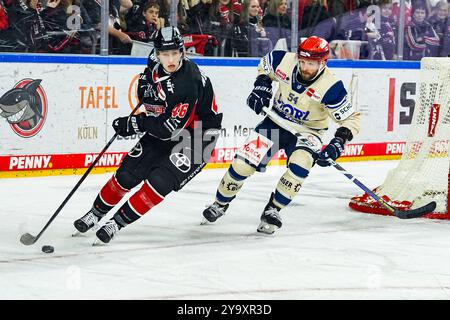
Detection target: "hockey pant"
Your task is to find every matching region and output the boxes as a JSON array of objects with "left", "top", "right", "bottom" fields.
[
  {"left": 93, "top": 129, "right": 220, "bottom": 227},
  {"left": 216, "top": 117, "right": 321, "bottom": 209}
]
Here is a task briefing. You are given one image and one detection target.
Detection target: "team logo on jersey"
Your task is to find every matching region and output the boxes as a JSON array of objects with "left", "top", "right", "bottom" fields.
[
  {"left": 332, "top": 101, "right": 354, "bottom": 121},
  {"left": 236, "top": 132, "right": 273, "bottom": 166},
  {"left": 275, "top": 101, "right": 310, "bottom": 124},
  {"left": 128, "top": 142, "right": 143, "bottom": 158},
  {"left": 170, "top": 152, "right": 191, "bottom": 173},
  {"left": 0, "top": 79, "right": 48, "bottom": 138},
  {"left": 166, "top": 79, "right": 174, "bottom": 93},
  {"left": 226, "top": 182, "right": 241, "bottom": 192},
  {"left": 275, "top": 68, "right": 287, "bottom": 81},
  {"left": 144, "top": 104, "right": 166, "bottom": 116},
  {"left": 261, "top": 56, "right": 271, "bottom": 75},
  {"left": 306, "top": 88, "right": 321, "bottom": 102}
]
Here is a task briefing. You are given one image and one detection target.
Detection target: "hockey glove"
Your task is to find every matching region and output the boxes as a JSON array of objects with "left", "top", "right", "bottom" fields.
[
  {"left": 316, "top": 137, "right": 345, "bottom": 167},
  {"left": 112, "top": 115, "right": 144, "bottom": 137},
  {"left": 247, "top": 76, "right": 272, "bottom": 115}
]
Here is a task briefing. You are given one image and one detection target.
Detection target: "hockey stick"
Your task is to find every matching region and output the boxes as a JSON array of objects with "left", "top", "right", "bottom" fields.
[
  {"left": 20, "top": 101, "right": 145, "bottom": 245},
  {"left": 262, "top": 106, "right": 436, "bottom": 219}
]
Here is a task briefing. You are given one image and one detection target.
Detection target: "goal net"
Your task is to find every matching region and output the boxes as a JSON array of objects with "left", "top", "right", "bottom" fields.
[{"left": 349, "top": 57, "right": 450, "bottom": 219}]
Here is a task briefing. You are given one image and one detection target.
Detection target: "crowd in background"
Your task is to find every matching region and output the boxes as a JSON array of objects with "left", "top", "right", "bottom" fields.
[{"left": 0, "top": 0, "right": 449, "bottom": 59}]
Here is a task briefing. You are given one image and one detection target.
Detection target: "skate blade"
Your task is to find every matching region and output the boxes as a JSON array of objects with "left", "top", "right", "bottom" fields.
[
  {"left": 71, "top": 230, "right": 82, "bottom": 237},
  {"left": 72, "top": 224, "right": 100, "bottom": 237},
  {"left": 92, "top": 238, "right": 105, "bottom": 246},
  {"left": 257, "top": 222, "right": 278, "bottom": 235},
  {"left": 200, "top": 218, "right": 212, "bottom": 225}
]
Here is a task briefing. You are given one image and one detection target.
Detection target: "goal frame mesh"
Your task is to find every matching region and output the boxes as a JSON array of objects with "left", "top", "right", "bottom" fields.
[{"left": 349, "top": 57, "right": 450, "bottom": 219}]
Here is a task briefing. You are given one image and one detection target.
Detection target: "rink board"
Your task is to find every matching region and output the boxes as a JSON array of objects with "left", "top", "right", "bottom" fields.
[{"left": 0, "top": 55, "right": 419, "bottom": 178}]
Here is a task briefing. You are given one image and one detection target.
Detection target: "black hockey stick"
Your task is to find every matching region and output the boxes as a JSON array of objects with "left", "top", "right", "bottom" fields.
[
  {"left": 329, "top": 160, "right": 436, "bottom": 219},
  {"left": 20, "top": 101, "right": 144, "bottom": 245},
  {"left": 261, "top": 107, "right": 436, "bottom": 219}
]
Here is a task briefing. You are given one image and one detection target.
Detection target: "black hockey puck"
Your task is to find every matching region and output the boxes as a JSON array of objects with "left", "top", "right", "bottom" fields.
[{"left": 42, "top": 245, "right": 54, "bottom": 253}]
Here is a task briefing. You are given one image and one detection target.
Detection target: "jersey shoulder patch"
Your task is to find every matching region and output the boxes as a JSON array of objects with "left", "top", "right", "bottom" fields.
[
  {"left": 260, "top": 50, "right": 287, "bottom": 75},
  {"left": 322, "top": 81, "right": 355, "bottom": 122},
  {"left": 321, "top": 80, "right": 348, "bottom": 108}
]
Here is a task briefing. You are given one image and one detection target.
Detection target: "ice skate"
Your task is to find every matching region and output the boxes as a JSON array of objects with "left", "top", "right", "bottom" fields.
[
  {"left": 201, "top": 202, "right": 229, "bottom": 224},
  {"left": 257, "top": 203, "right": 282, "bottom": 235},
  {"left": 73, "top": 207, "right": 106, "bottom": 234},
  {"left": 95, "top": 219, "right": 121, "bottom": 244}
]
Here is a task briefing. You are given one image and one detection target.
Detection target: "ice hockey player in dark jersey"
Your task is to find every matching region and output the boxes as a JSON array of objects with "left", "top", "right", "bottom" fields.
[{"left": 73, "top": 26, "right": 223, "bottom": 244}]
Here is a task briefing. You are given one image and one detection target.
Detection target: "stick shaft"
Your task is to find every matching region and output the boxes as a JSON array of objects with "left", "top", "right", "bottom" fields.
[{"left": 22, "top": 102, "right": 143, "bottom": 244}]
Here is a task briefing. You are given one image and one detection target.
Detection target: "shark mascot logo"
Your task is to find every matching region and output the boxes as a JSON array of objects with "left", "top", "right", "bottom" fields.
[{"left": 0, "top": 79, "right": 48, "bottom": 138}]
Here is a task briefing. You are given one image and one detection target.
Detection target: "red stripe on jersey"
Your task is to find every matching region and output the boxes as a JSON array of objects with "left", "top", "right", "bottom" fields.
[
  {"left": 211, "top": 95, "right": 218, "bottom": 114},
  {"left": 185, "top": 101, "right": 197, "bottom": 129},
  {"left": 99, "top": 175, "right": 130, "bottom": 206},
  {"left": 128, "top": 181, "right": 164, "bottom": 215}
]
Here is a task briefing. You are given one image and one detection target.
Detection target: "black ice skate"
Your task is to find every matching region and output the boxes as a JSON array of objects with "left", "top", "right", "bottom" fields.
[
  {"left": 257, "top": 201, "right": 282, "bottom": 235},
  {"left": 95, "top": 219, "right": 121, "bottom": 244},
  {"left": 74, "top": 207, "right": 106, "bottom": 233},
  {"left": 202, "top": 202, "right": 229, "bottom": 223}
]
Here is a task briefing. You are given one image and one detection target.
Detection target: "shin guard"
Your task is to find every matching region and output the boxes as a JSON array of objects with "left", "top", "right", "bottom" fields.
[
  {"left": 94, "top": 174, "right": 130, "bottom": 213},
  {"left": 113, "top": 181, "right": 164, "bottom": 227},
  {"left": 216, "top": 159, "right": 256, "bottom": 204}
]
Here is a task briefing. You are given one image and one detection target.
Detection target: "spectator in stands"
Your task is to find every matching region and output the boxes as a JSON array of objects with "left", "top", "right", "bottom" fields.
[
  {"left": 300, "top": 0, "right": 336, "bottom": 41},
  {"left": 187, "top": 0, "right": 213, "bottom": 34},
  {"left": 427, "top": 0, "right": 449, "bottom": 55},
  {"left": 126, "top": 1, "right": 165, "bottom": 42},
  {"left": 0, "top": 1, "right": 8, "bottom": 32},
  {"left": 259, "top": 0, "right": 268, "bottom": 15},
  {"left": 157, "top": 0, "right": 190, "bottom": 30},
  {"left": 233, "top": 0, "right": 273, "bottom": 56},
  {"left": 262, "top": 0, "right": 291, "bottom": 49},
  {"left": 392, "top": 0, "right": 412, "bottom": 26},
  {"left": 206, "top": 0, "right": 238, "bottom": 56},
  {"left": 109, "top": 0, "right": 133, "bottom": 54},
  {"left": 442, "top": 15, "right": 450, "bottom": 56},
  {"left": 38, "top": 0, "right": 77, "bottom": 53},
  {"left": 366, "top": 0, "right": 397, "bottom": 59},
  {"left": 404, "top": 1, "right": 440, "bottom": 60},
  {"left": 334, "top": 2, "right": 372, "bottom": 58}
]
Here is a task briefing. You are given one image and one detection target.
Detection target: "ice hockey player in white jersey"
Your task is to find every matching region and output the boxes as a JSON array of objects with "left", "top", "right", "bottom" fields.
[{"left": 202, "top": 36, "right": 361, "bottom": 234}]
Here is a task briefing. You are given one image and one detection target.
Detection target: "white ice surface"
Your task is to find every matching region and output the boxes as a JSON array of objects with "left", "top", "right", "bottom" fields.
[{"left": 1, "top": 160, "right": 450, "bottom": 300}]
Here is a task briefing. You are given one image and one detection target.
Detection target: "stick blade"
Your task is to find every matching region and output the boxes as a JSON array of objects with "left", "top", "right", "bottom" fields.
[
  {"left": 20, "top": 233, "right": 37, "bottom": 245},
  {"left": 394, "top": 201, "right": 437, "bottom": 219}
]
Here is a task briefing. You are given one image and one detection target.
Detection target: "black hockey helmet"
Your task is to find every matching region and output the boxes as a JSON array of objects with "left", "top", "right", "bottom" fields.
[{"left": 153, "top": 26, "right": 184, "bottom": 53}]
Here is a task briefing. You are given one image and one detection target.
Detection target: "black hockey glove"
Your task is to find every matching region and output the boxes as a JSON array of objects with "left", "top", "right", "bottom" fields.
[
  {"left": 316, "top": 137, "right": 345, "bottom": 167},
  {"left": 247, "top": 76, "right": 272, "bottom": 115},
  {"left": 112, "top": 115, "right": 144, "bottom": 137},
  {"left": 316, "top": 127, "right": 353, "bottom": 167}
]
